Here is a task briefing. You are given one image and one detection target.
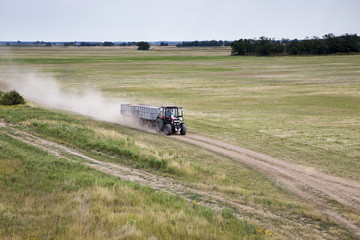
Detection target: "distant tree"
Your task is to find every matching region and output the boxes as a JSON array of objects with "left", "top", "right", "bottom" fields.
[
  {"left": 137, "top": 41, "right": 150, "bottom": 50},
  {"left": 224, "top": 41, "right": 231, "bottom": 46},
  {"left": 64, "top": 42, "right": 76, "bottom": 47},
  {"left": 0, "top": 90, "right": 25, "bottom": 105},
  {"left": 286, "top": 39, "right": 300, "bottom": 55},
  {"left": 177, "top": 40, "right": 226, "bottom": 47},
  {"left": 231, "top": 39, "right": 246, "bottom": 55},
  {"left": 35, "top": 41, "right": 46, "bottom": 45},
  {"left": 323, "top": 33, "right": 341, "bottom": 54},
  {"left": 46, "top": 42, "right": 52, "bottom": 47},
  {"left": 271, "top": 39, "right": 284, "bottom": 55},
  {"left": 340, "top": 34, "right": 360, "bottom": 52},
  {"left": 160, "top": 42, "right": 168, "bottom": 46},
  {"left": 103, "top": 41, "right": 115, "bottom": 46},
  {"left": 231, "top": 39, "right": 256, "bottom": 55},
  {"left": 256, "top": 37, "right": 272, "bottom": 56}
]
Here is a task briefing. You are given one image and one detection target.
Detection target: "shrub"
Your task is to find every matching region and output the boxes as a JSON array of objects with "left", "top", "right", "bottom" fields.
[
  {"left": 137, "top": 41, "right": 150, "bottom": 50},
  {"left": 0, "top": 90, "right": 25, "bottom": 105}
]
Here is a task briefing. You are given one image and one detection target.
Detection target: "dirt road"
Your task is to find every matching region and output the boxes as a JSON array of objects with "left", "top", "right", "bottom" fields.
[{"left": 172, "top": 134, "right": 360, "bottom": 238}]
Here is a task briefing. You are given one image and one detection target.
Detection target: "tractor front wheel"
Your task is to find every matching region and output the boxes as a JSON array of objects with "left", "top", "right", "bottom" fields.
[
  {"left": 164, "top": 124, "right": 172, "bottom": 135},
  {"left": 180, "top": 124, "right": 187, "bottom": 135}
]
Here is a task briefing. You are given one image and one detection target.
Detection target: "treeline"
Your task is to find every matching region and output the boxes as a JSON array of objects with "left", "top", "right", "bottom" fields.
[
  {"left": 231, "top": 34, "right": 360, "bottom": 56},
  {"left": 64, "top": 41, "right": 150, "bottom": 50},
  {"left": 63, "top": 41, "right": 141, "bottom": 47},
  {"left": 177, "top": 40, "right": 231, "bottom": 47}
]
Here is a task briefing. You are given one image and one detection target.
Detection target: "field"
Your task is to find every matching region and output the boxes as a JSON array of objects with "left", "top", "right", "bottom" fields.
[{"left": 0, "top": 46, "right": 359, "bottom": 239}]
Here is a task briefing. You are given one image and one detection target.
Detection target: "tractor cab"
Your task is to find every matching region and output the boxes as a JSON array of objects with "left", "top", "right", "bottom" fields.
[{"left": 161, "top": 106, "right": 183, "bottom": 124}]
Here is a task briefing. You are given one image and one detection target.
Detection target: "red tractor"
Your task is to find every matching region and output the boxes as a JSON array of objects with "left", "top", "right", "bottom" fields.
[{"left": 155, "top": 106, "right": 186, "bottom": 135}]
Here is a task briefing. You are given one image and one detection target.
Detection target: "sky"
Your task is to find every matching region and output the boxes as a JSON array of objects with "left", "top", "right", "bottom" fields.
[{"left": 1, "top": 0, "right": 359, "bottom": 42}]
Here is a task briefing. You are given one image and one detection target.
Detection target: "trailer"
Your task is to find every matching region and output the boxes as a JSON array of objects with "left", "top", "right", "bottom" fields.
[{"left": 121, "top": 104, "right": 186, "bottom": 135}]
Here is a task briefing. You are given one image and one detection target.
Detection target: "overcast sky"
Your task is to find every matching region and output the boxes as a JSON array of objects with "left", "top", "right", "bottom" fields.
[{"left": 1, "top": 0, "right": 359, "bottom": 42}]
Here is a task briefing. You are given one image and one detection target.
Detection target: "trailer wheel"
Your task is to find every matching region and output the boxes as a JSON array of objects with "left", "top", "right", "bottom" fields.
[
  {"left": 180, "top": 124, "right": 187, "bottom": 135},
  {"left": 164, "top": 124, "right": 172, "bottom": 135},
  {"left": 156, "top": 119, "right": 164, "bottom": 132},
  {"left": 139, "top": 119, "right": 145, "bottom": 126}
]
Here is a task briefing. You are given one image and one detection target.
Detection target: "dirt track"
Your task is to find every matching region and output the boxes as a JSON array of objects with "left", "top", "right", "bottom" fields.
[{"left": 173, "top": 134, "right": 360, "bottom": 238}]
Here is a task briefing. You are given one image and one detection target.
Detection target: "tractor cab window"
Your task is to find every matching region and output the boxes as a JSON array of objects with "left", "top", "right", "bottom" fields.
[
  {"left": 164, "top": 107, "right": 181, "bottom": 118},
  {"left": 170, "top": 108, "right": 178, "bottom": 117},
  {"left": 178, "top": 108, "right": 183, "bottom": 117},
  {"left": 165, "top": 108, "right": 171, "bottom": 118}
]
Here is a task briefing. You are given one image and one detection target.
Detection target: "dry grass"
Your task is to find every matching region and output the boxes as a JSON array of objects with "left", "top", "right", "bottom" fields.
[
  {"left": 0, "top": 130, "right": 264, "bottom": 240},
  {"left": 0, "top": 47, "right": 359, "bottom": 239},
  {"left": 1, "top": 105, "right": 354, "bottom": 239}
]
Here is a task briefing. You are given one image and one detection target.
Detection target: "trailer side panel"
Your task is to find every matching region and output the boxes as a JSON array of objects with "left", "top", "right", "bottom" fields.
[{"left": 121, "top": 104, "right": 160, "bottom": 121}]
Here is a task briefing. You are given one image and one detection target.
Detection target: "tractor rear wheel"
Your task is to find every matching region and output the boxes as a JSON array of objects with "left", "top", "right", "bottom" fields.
[
  {"left": 156, "top": 119, "right": 165, "bottom": 132},
  {"left": 164, "top": 124, "right": 172, "bottom": 135}
]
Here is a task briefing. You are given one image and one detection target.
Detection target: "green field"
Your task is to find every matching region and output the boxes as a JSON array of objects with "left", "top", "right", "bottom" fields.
[
  {"left": 0, "top": 46, "right": 359, "bottom": 239},
  {"left": 2, "top": 46, "right": 359, "bottom": 180}
]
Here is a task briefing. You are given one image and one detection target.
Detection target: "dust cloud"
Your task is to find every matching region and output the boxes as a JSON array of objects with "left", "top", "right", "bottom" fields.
[{"left": 1, "top": 67, "right": 129, "bottom": 125}]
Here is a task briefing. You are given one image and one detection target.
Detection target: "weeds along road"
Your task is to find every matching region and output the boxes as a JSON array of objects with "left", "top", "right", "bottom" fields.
[
  {"left": 0, "top": 121, "right": 317, "bottom": 239},
  {"left": 1, "top": 118, "right": 359, "bottom": 238},
  {"left": 170, "top": 134, "right": 360, "bottom": 238}
]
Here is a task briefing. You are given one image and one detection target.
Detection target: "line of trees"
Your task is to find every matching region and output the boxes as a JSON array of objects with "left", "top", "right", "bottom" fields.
[
  {"left": 177, "top": 40, "right": 231, "bottom": 47},
  {"left": 64, "top": 41, "right": 138, "bottom": 47},
  {"left": 79, "top": 42, "right": 101, "bottom": 46},
  {"left": 118, "top": 42, "right": 138, "bottom": 46},
  {"left": 231, "top": 34, "right": 360, "bottom": 56}
]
